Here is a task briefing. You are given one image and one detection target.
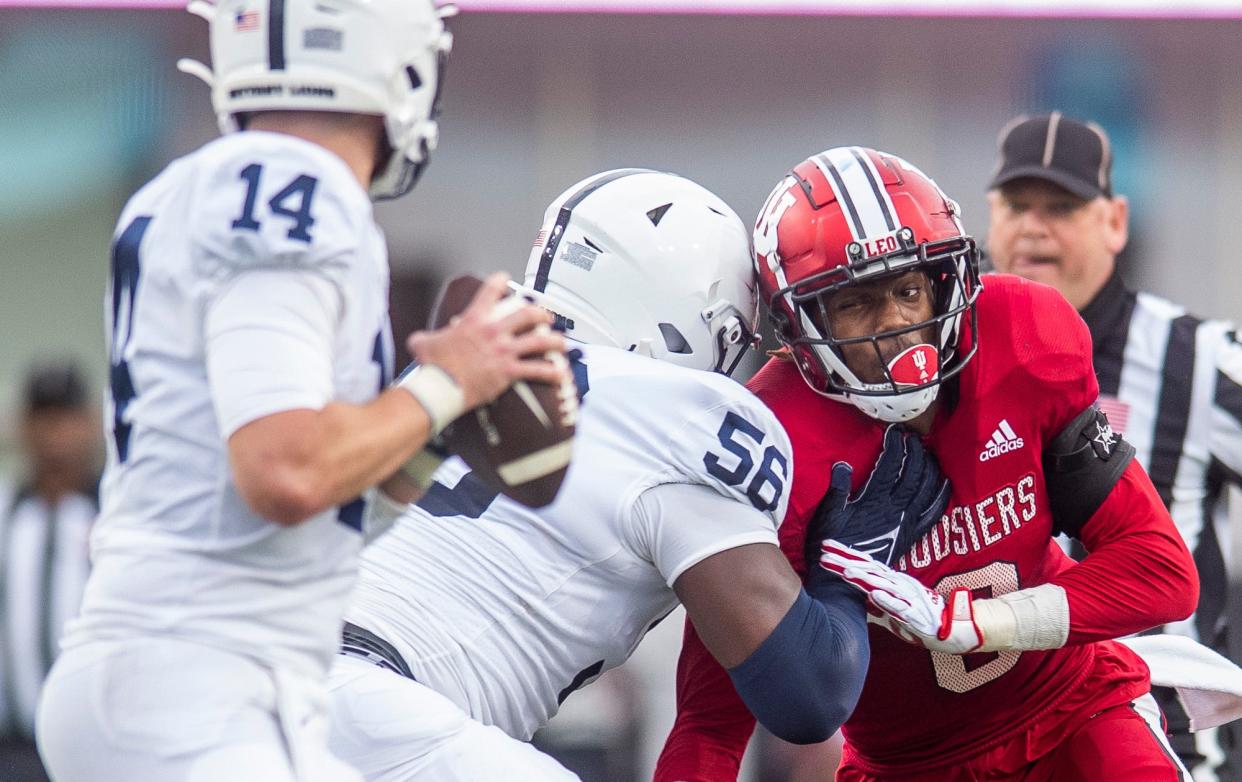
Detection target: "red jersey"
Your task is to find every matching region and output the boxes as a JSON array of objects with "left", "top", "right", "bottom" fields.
[{"left": 656, "top": 275, "right": 1197, "bottom": 779}]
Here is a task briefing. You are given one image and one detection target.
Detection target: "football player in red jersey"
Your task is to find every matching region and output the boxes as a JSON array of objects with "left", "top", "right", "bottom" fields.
[{"left": 654, "top": 147, "right": 1199, "bottom": 782}]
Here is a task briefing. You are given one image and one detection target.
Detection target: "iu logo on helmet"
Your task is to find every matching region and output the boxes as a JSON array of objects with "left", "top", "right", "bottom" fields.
[
  {"left": 887, "top": 344, "right": 939, "bottom": 388},
  {"left": 753, "top": 177, "right": 798, "bottom": 268}
]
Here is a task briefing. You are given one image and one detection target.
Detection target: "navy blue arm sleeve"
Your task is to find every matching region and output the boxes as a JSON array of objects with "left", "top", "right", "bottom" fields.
[{"left": 725, "top": 580, "right": 869, "bottom": 744}]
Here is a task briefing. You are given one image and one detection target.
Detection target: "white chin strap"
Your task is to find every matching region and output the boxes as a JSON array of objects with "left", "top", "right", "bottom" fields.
[{"left": 845, "top": 384, "right": 940, "bottom": 423}]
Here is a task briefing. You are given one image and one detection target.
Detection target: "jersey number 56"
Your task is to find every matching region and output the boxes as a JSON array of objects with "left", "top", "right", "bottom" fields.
[{"left": 703, "top": 412, "right": 788, "bottom": 512}]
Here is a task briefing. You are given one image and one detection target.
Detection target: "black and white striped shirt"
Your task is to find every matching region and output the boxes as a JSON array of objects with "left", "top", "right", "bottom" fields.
[
  {"left": 1079, "top": 271, "right": 1242, "bottom": 650},
  {"left": 0, "top": 481, "right": 94, "bottom": 739}
]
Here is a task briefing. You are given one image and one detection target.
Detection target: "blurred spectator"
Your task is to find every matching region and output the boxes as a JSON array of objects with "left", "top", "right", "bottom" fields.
[
  {"left": 0, "top": 362, "right": 99, "bottom": 782},
  {"left": 986, "top": 111, "right": 1242, "bottom": 781}
]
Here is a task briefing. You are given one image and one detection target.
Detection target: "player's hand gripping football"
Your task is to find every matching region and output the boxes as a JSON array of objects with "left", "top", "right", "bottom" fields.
[
  {"left": 819, "top": 542, "right": 988, "bottom": 654},
  {"left": 806, "top": 425, "right": 951, "bottom": 569},
  {"left": 407, "top": 272, "right": 569, "bottom": 411}
]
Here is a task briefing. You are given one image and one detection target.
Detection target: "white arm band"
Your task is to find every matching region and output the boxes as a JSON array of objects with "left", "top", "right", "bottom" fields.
[
  {"left": 396, "top": 364, "right": 466, "bottom": 437},
  {"left": 974, "top": 583, "right": 1070, "bottom": 652}
]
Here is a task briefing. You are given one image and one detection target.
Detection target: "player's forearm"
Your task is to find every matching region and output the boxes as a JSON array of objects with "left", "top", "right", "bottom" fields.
[
  {"left": 315, "top": 389, "right": 447, "bottom": 498},
  {"left": 655, "top": 623, "right": 756, "bottom": 782},
  {"left": 308, "top": 390, "right": 437, "bottom": 501},
  {"left": 1052, "top": 541, "right": 1196, "bottom": 645},
  {"left": 657, "top": 587, "right": 866, "bottom": 781},
  {"left": 655, "top": 725, "right": 751, "bottom": 782},
  {"left": 1050, "top": 462, "right": 1198, "bottom": 644},
  {"left": 964, "top": 473, "right": 1196, "bottom": 652},
  {"left": 230, "top": 388, "right": 434, "bottom": 525},
  {"left": 727, "top": 585, "right": 868, "bottom": 744}
]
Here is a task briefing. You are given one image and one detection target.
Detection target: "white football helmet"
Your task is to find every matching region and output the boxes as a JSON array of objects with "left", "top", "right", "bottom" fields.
[
  {"left": 177, "top": 0, "right": 453, "bottom": 200},
  {"left": 518, "top": 169, "right": 759, "bottom": 376}
]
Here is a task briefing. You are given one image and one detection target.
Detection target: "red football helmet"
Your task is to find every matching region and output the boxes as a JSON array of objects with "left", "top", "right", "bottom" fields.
[{"left": 753, "top": 147, "right": 981, "bottom": 422}]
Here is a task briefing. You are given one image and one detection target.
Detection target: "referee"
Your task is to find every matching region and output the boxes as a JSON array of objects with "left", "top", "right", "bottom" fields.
[
  {"left": 0, "top": 363, "right": 99, "bottom": 782},
  {"left": 986, "top": 112, "right": 1242, "bottom": 781}
]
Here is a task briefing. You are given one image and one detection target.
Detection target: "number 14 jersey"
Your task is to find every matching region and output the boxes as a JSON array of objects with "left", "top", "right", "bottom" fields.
[{"left": 67, "top": 132, "right": 392, "bottom": 679}]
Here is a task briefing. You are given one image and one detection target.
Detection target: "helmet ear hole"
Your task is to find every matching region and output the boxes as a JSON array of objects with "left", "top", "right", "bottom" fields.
[{"left": 658, "top": 323, "right": 693, "bottom": 355}]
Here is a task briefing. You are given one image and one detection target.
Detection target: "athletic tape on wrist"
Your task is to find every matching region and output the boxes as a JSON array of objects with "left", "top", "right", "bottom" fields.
[
  {"left": 397, "top": 364, "right": 465, "bottom": 437},
  {"left": 976, "top": 583, "right": 1069, "bottom": 652}
]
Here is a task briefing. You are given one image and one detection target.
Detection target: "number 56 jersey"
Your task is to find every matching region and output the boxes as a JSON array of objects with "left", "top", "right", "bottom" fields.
[
  {"left": 345, "top": 343, "right": 793, "bottom": 740},
  {"left": 66, "top": 132, "right": 393, "bottom": 678}
]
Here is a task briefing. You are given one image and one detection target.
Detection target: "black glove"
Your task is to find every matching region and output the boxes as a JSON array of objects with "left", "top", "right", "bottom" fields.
[{"left": 805, "top": 425, "right": 950, "bottom": 589}]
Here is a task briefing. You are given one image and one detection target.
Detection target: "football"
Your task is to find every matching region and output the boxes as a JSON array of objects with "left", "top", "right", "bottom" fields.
[{"left": 430, "top": 274, "right": 578, "bottom": 508}]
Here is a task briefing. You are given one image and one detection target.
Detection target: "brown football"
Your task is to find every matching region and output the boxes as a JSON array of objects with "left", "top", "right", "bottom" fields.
[{"left": 429, "top": 274, "right": 577, "bottom": 508}]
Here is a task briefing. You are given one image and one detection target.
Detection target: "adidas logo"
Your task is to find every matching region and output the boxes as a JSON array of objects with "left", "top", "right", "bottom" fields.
[{"left": 979, "top": 419, "right": 1024, "bottom": 462}]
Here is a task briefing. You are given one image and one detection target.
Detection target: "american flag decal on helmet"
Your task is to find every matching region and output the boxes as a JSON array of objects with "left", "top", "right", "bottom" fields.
[{"left": 235, "top": 8, "right": 260, "bottom": 31}]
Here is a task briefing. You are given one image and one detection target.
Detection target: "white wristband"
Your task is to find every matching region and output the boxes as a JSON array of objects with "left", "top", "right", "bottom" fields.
[
  {"left": 975, "top": 583, "right": 1070, "bottom": 652},
  {"left": 397, "top": 364, "right": 466, "bottom": 437}
]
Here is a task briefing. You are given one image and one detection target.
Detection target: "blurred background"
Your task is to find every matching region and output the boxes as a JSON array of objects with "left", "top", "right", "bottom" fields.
[{"left": 2, "top": 1, "right": 1242, "bottom": 780}]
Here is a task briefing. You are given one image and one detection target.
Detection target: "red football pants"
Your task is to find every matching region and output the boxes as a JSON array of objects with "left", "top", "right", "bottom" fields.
[{"left": 837, "top": 698, "right": 1188, "bottom": 782}]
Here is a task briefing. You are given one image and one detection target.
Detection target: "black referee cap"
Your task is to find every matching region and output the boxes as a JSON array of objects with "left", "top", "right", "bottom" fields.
[
  {"left": 990, "top": 112, "right": 1113, "bottom": 200},
  {"left": 23, "top": 361, "right": 89, "bottom": 413}
]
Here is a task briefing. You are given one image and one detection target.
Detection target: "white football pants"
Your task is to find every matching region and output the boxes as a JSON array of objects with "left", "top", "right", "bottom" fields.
[
  {"left": 36, "top": 637, "right": 363, "bottom": 782},
  {"left": 326, "top": 654, "right": 581, "bottom": 782}
]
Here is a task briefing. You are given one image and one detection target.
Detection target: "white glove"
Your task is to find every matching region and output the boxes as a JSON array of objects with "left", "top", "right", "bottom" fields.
[
  {"left": 820, "top": 540, "right": 987, "bottom": 653},
  {"left": 819, "top": 541, "right": 1070, "bottom": 654}
]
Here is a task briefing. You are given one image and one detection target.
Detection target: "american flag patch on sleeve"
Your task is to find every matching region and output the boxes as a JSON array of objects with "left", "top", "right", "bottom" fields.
[{"left": 1096, "top": 395, "right": 1130, "bottom": 436}]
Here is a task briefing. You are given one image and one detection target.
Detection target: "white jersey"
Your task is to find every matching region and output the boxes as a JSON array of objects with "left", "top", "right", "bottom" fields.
[
  {"left": 345, "top": 344, "right": 793, "bottom": 739},
  {"left": 66, "top": 131, "right": 393, "bottom": 678}
]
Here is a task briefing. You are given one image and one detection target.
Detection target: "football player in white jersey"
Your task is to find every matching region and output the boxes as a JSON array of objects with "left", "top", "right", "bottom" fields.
[
  {"left": 35, "top": 2, "right": 567, "bottom": 781},
  {"left": 324, "top": 170, "right": 950, "bottom": 781}
]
